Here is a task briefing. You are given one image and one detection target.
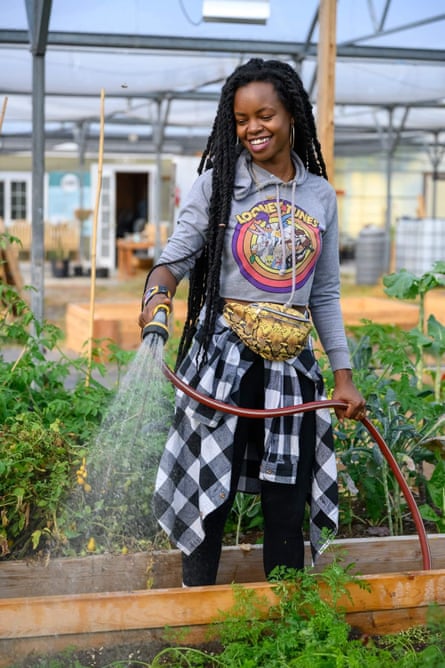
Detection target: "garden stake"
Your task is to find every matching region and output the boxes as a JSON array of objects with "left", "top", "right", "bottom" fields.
[
  {"left": 0, "top": 96, "right": 7, "bottom": 133},
  {"left": 86, "top": 88, "right": 105, "bottom": 387}
]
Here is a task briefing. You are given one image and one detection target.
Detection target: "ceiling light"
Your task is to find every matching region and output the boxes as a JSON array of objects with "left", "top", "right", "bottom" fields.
[{"left": 202, "top": 0, "right": 270, "bottom": 24}]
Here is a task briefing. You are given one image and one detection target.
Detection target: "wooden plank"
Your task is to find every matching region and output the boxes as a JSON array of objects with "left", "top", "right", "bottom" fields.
[
  {"left": 342, "top": 297, "right": 419, "bottom": 329},
  {"left": 0, "top": 570, "right": 444, "bottom": 641},
  {"left": 0, "top": 606, "right": 441, "bottom": 668},
  {"left": 316, "top": 0, "right": 337, "bottom": 181},
  {"left": 1, "top": 535, "right": 444, "bottom": 599},
  {"left": 65, "top": 301, "right": 141, "bottom": 355},
  {"left": 345, "top": 606, "right": 434, "bottom": 635},
  {"left": 0, "top": 551, "right": 155, "bottom": 599}
]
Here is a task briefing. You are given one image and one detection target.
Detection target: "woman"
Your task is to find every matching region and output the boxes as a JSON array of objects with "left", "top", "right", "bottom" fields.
[{"left": 139, "top": 58, "right": 365, "bottom": 586}]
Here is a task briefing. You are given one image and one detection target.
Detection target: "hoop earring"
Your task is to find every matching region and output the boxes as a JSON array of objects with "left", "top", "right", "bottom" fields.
[{"left": 289, "top": 124, "right": 295, "bottom": 147}]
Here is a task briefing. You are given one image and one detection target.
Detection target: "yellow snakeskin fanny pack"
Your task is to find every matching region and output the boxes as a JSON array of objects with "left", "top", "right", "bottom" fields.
[{"left": 222, "top": 301, "right": 312, "bottom": 362}]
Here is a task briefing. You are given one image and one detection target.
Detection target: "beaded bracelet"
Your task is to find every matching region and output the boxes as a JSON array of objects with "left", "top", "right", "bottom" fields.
[{"left": 143, "top": 285, "right": 171, "bottom": 307}]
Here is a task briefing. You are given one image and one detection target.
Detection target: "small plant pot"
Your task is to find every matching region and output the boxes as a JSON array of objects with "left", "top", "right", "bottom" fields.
[{"left": 50, "top": 258, "right": 70, "bottom": 278}]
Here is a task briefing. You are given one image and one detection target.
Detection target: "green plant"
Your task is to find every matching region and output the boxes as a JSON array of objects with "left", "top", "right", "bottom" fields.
[
  {"left": 0, "top": 281, "right": 129, "bottom": 558},
  {"left": 328, "top": 325, "right": 441, "bottom": 534},
  {"left": 383, "top": 261, "right": 445, "bottom": 400},
  {"left": 225, "top": 492, "right": 263, "bottom": 545},
  {"left": 320, "top": 263, "right": 445, "bottom": 535},
  {"left": 147, "top": 559, "right": 445, "bottom": 667},
  {"left": 0, "top": 413, "right": 81, "bottom": 557},
  {"left": 419, "top": 457, "right": 445, "bottom": 533}
]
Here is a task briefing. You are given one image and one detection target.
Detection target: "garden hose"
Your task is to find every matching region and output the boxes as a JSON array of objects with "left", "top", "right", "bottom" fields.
[{"left": 162, "top": 362, "right": 432, "bottom": 571}]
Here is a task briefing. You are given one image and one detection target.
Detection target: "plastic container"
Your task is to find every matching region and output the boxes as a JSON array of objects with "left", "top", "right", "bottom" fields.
[
  {"left": 355, "top": 225, "right": 389, "bottom": 285},
  {"left": 395, "top": 217, "right": 445, "bottom": 276}
]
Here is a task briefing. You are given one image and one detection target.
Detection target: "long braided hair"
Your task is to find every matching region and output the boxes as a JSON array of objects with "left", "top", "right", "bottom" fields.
[{"left": 175, "top": 58, "right": 328, "bottom": 369}]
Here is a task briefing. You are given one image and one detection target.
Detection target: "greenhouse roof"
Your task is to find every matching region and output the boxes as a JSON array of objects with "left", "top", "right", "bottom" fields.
[{"left": 1, "top": 0, "right": 444, "bottom": 158}]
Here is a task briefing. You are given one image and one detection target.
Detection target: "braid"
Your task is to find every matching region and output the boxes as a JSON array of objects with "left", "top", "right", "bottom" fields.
[{"left": 176, "top": 58, "right": 327, "bottom": 368}]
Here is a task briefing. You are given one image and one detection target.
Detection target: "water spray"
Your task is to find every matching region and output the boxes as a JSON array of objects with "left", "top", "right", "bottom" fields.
[
  {"left": 83, "top": 293, "right": 431, "bottom": 569},
  {"left": 142, "top": 304, "right": 170, "bottom": 344}
]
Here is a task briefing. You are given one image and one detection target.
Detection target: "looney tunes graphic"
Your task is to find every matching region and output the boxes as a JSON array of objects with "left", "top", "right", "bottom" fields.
[{"left": 232, "top": 197, "right": 321, "bottom": 293}]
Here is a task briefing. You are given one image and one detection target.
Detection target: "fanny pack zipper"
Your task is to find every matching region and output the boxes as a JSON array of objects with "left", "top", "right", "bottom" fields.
[{"left": 251, "top": 303, "right": 311, "bottom": 324}]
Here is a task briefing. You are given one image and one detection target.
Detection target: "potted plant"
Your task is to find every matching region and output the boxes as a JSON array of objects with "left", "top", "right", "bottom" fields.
[
  {"left": 48, "top": 222, "right": 71, "bottom": 278},
  {"left": 74, "top": 208, "right": 93, "bottom": 275}
]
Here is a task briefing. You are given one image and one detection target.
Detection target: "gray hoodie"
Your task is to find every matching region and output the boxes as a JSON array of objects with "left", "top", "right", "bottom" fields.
[{"left": 158, "top": 150, "right": 351, "bottom": 371}]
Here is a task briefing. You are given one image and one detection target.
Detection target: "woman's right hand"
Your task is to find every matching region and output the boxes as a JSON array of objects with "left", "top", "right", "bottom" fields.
[{"left": 138, "top": 293, "right": 172, "bottom": 330}]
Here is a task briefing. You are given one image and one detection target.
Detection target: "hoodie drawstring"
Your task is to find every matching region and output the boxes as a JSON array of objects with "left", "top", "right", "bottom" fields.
[{"left": 275, "top": 181, "right": 297, "bottom": 306}]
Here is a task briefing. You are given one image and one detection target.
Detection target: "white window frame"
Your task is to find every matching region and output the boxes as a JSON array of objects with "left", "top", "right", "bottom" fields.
[{"left": 0, "top": 172, "right": 32, "bottom": 226}]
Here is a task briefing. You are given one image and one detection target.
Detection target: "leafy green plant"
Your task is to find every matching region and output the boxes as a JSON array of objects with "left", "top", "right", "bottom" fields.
[
  {"left": 0, "top": 413, "right": 82, "bottom": 557},
  {"left": 419, "top": 457, "right": 445, "bottom": 533},
  {"left": 225, "top": 492, "right": 263, "bottom": 545},
  {"left": 383, "top": 261, "right": 445, "bottom": 400},
  {"left": 320, "top": 264, "right": 445, "bottom": 535},
  {"left": 147, "top": 558, "right": 445, "bottom": 667},
  {"left": 0, "top": 281, "right": 128, "bottom": 558},
  {"left": 0, "top": 257, "right": 182, "bottom": 558}
]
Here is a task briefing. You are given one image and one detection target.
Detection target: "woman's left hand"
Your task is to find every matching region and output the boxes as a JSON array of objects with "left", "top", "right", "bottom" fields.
[{"left": 332, "top": 368, "right": 366, "bottom": 422}]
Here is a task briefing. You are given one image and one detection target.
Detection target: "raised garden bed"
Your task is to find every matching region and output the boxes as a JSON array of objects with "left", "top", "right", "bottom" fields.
[{"left": 1, "top": 535, "right": 444, "bottom": 667}]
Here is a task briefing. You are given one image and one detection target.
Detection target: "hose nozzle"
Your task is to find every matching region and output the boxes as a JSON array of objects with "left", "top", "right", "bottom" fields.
[{"left": 142, "top": 304, "right": 170, "bottom": 344}]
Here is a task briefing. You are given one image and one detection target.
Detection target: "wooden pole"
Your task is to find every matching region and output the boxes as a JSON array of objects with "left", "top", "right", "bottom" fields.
[
  {"left": 0, "top": 96, "right": 8, "bottom": 133},
  {"left": 85, "top": 88, "right": 105, "bottom": 387},
  {"left": 316, "top": 0, "right": 337, "bottom": 182}
]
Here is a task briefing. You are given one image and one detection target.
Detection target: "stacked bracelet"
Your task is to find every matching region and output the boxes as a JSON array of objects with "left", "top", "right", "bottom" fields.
[{"left": 143, "top": 285, "right": 171, "bottom": 307}]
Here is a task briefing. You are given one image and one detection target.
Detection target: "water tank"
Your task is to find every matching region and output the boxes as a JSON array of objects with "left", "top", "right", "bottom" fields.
[
  {"left": 355, "top": 225, "right": 389, "bottom": 285},
  {"left": 395, "top": 217, "right": 445, "bottom": 276}
]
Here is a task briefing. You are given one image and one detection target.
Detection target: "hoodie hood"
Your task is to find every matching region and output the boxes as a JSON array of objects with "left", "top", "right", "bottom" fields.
[{"left": 233, "top": 149, "right": 308, "bottom": 201}]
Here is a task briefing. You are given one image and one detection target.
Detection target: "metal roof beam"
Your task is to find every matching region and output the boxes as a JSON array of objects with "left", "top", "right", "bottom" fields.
[
  {"left": 1, "top": 29, "right": 445, "bottom": 63},
  {"left": 2, "top": 89, "right": 444, "bottom": 108},
  {"left": 340, "top": 12, "right": 445, "bottom": 47}
]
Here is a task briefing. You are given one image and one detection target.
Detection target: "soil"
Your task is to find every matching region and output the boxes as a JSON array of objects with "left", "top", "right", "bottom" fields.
[
  {"left": 13, "top": 623, "right": 439, "bottom": 667},
  {"left": 15, "top": 640, "right": 221, "bottom": 667}
]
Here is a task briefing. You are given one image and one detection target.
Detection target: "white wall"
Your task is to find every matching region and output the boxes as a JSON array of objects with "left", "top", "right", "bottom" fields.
[{"left": 172, "top": 156, "right": 201, "bottom": 225}]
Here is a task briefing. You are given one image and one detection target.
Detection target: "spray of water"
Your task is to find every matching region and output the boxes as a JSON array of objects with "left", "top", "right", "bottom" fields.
[{"left": 68, "top": 333, "right": 174, "bottom": 554}]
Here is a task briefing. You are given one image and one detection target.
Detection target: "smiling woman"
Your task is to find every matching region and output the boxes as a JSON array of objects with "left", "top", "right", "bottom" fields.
[{"left": 138, "top": 57, "right": 366, "bottom": 588}]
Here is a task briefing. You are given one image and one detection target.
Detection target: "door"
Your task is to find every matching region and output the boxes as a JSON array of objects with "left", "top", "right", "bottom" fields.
[{"left": 91, "top": 165, "right": 154, "bottom": 271}]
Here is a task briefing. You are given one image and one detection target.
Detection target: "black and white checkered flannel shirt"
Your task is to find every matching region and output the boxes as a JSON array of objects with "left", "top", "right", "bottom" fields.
[{"left": 153, "top": 313, "right": 338, "bottom": 564}]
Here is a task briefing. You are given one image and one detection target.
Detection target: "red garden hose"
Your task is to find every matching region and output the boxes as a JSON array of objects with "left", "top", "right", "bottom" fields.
[{"left": 162, "top": 362, "right": 432, "bottom": 571}]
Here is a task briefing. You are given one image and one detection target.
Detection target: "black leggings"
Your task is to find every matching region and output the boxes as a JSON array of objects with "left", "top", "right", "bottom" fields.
[{"left": 182, "top": 357, "right": 316, "bottom": 586}]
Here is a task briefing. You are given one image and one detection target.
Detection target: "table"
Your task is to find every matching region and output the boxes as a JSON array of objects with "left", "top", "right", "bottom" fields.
[{"left": 117, "top": 238, "right": 153, "bottom": 278}]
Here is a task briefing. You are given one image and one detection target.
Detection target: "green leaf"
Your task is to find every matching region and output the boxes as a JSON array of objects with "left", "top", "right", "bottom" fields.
[
  {"left": 383, "top": 269, "right": 420, "bottom": 300},
  {"left": 31, "top": 530, "right": 42, "bottom": 550},
  {"left": 427, "top": 314, "right": 445, "bottom": 356}
]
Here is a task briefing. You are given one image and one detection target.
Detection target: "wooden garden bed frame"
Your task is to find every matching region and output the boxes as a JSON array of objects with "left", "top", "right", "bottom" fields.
[{"left": 0, "top": 535, "right": 444, "bottom": 666}]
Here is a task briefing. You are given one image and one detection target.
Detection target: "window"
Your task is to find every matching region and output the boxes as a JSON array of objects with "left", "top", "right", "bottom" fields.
[
  {"left": 11, "top": 181, "right": 27, "bottom": 220},
  {"left": 0, "top": 174, "right": 31, "bottom": 225}
]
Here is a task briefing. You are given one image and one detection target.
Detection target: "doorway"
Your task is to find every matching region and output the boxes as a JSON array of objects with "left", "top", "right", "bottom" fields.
[{"left": 115, "top": 171, "right": 149, "bottom": 239}]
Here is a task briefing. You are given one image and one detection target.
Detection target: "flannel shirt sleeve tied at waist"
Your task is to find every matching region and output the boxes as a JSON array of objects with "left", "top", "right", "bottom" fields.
[{"left": 153, "top": 312, "right": 338, "bottom": 562}]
